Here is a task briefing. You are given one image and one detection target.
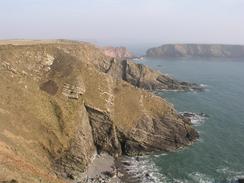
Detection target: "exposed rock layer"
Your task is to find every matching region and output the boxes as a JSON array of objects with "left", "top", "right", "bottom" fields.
[
  {"left": 105, "top": 59, "right": 203, "bottom": 91},
  {"left": 146, "top": 44, "right": 244, "bottom": 58},
  {"left": 102, "top": 46, "right": 135, "bottom": 59},
  {"left": 0, "top": 40, "right": 198, "bottom": 183}
]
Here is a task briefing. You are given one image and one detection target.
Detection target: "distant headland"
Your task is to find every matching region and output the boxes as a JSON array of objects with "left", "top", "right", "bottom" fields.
[{"left": 146, "top": 44, "right": 244, "bottom": 58}]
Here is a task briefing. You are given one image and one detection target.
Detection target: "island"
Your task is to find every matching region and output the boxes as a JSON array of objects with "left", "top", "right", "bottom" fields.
[{"left": 146, "top": 44, "right": 244, "bottom": 58}]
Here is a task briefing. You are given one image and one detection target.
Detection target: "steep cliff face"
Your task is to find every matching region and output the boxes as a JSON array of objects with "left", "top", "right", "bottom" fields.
[
  {"left": 102, "top": 46, "right": 135, "bottom": 59},
  {"left": 0, "top": 40, "right": 198, "bottom": 183},
  {"left": 146, "top": 44, "right": 244, "bottom": 58},
  {"left": 104, "top": 59, "right": 203, "bottom": 91}
]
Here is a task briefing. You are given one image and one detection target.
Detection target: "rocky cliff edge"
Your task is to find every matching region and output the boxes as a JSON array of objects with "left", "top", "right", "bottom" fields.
[{"left": 0, "top": 40, "right": 198, "bottom": 183}]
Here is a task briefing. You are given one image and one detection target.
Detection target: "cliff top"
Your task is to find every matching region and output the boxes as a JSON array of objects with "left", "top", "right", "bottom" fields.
[{"left": 0, "top": 39, "right": 84, "bottom": 45}]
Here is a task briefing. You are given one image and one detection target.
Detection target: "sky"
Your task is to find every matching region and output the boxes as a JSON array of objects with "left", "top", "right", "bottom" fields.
[{"left": 0, "top": 0, "right": 244, "bottom": 47}]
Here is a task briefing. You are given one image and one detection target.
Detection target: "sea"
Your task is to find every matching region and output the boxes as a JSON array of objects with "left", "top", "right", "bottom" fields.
[{"left": 122, "top": 57, "right": 244, "bottom": 183}]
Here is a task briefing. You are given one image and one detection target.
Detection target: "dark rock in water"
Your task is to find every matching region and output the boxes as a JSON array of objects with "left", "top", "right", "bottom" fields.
[
  {"left": 145, "top": 173, "right": 154, "bottom": 181},
  {"left": 179, "top": 112, "right": 208, "bottom": 125},
  {"left": 180, "top": 112, "right": 207, "bottom": 118},
  {"left": 238, "top": 178, "right": 244, "bottom": 183},
  {"left": 182, "top": 112, "right": 195, "bottom": 118},
  {"left": 145, "top": 173, "right": 150, "bottom": 178},
  {"left": 135, "top": 157, "right": 140, "bottom": 161}
]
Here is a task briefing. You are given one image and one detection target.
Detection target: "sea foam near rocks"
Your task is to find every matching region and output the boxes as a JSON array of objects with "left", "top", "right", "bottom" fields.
[
  {"left": 188, "top": 172, "right": 215, "bottom": 183},
  {"left": 120, "top": 156, "right": 165, "bottom": 183},
  {"left": 216, "top": 167, "right": 244, "bottom": 183},
  {"left": 180, "top": 112, "right": 208, "bottom": 126}
]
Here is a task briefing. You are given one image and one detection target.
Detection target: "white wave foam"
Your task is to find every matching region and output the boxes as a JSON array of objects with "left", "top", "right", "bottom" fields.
[
  {"left": 216, "top": 167, "right": 244, "bottom": 182},
  {"left": 153, "top": 153, "right": 168, "bottom": 158},
  {"left": 121, "top": 156, "right": 167, "bottom": 183},
  {"left": 190, "top": 116, "right": 206, "bottom": 126},
  {"left": 200, "top": 84, "right": 208, "bottom": 88},
  {"left": 180, "top": 112, "right": 208, "bottom": 126},
  {"left": 122, "top": 158, "right": 244, "bottom": 183},
  {"left": 188, "top": 172, "right": 214, "bottom": 183}
]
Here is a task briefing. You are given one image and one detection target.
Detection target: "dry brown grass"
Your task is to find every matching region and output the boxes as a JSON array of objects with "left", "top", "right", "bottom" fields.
[{"left": 0, "top": 40, "right": 185, "bottom": 182}]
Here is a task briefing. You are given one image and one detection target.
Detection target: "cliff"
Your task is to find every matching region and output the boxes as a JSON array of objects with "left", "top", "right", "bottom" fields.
[
  {"left": 146, "top": 44, "right": 244, "bottom": 58},
  {"left": 104, "top": 59, "right": 203, "bottom": 91},
  {"left": 102, "top": 46, "right": 135, "bottom": 59},
  {"left": 0, "top": 40, "right": 198, "bottom": 183}
]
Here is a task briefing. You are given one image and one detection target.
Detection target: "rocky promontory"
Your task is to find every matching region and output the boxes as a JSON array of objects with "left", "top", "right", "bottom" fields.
[
  {"left": 104, "top": 59, "right": 203, "bottom": 91},
  {"left": 0, "top": 40, "right": 199, "bottom": 183},
  {"left": 146, "top": 44, "right": 244, "bottom": 58},
  {"left": 102, "top": 46, "right": 135, "bottom": 59}
]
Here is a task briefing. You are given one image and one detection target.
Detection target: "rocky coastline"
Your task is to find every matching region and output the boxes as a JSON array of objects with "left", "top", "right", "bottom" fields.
[
  {"left": 103, "top": 59, "right": 204, "bottom": 92},
  {"left": 0, "top": 40, "right": 201, "bottom": 183}
]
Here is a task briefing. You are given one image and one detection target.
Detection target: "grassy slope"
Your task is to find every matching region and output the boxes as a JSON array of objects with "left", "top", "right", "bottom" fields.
[{"left": 0, "top": 40, "right": 196, "bottom": 182}]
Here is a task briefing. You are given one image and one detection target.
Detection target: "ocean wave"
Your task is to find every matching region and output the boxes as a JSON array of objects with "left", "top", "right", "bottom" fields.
[
  {"left": 121, "top": 156, "right": 166, "bottom": 183},
  {"left": 188, "top": 172, "right": 215, "bottom": 183},
  {"left": 216, "top": 167, "right": 244, "bottom": 182},
  {"left": 121, "top": 158, "right": 244, "bottom": 183},
  {"left": 200, "top": 84, "right": 208, "bottom": 88}
]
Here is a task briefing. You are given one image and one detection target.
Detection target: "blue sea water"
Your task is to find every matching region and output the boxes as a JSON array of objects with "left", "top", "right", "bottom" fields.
[{"left": 129, "top": 58, "right": 244, "bottom": 183}]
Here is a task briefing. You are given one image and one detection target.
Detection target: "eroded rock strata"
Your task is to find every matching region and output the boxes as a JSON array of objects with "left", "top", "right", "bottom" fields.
[
  {"left": 0, "top": 40, "right": 198, "bottom": 183},
  {"left": 104, "top": 59, "right": 203, "bottom": 91}
]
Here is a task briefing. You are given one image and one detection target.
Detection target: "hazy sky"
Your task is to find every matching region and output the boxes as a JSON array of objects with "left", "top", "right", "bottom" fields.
[{"left": 0, "top": 0, "right": 244, "bottom": 46}]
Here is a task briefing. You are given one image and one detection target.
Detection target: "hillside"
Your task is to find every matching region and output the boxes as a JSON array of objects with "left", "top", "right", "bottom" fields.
[
  {"left": 0, "top": 40, "right": 199, "bottom": 183},
  {"left": 146, "top": 44, "right": 244, "bottom": 58}
]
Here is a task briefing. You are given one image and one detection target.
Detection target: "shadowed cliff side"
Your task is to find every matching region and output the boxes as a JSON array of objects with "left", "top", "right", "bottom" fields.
[{"left": 0, "top": 40, "right": 198, "bottom": 183}]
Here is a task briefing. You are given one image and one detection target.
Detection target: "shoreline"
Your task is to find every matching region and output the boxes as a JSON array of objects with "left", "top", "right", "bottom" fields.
[
  {"left": 80, "top": 153, "right": 157, "bottom": 183},
  {"left": 80, "top": 153, "right": 123, "bottom": 183}
]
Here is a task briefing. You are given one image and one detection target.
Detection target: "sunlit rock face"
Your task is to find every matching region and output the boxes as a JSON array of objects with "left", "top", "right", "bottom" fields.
[{"left": 102, "top": 46, "right": 135, "bottom": 59}]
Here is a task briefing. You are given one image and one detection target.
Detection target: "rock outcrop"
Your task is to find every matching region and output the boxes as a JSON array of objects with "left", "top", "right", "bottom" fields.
[
  {"left": 102, "top": 46, "right": 135, "bottom": 59},
  {"left": 146, "top": 44, "right": 244, "bottom": 58},
  {"left": 0, "top": 40, "right": 199, "bottom": 183},
  {"left": 104, "top": 59, "right": 203, "bottom": 91}
]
